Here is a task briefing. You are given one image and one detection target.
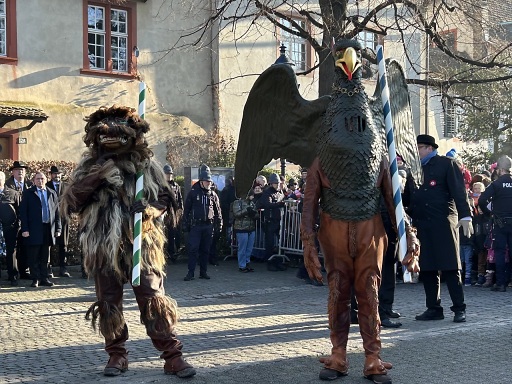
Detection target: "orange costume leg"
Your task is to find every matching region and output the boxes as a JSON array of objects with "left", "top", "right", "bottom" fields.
[{"left": 318, "top": 212, "right": 392, "bottom": 377}]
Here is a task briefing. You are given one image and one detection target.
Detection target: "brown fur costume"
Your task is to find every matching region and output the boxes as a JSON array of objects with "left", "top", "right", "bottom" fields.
[
  {"left": 61, "top": 105, "right": 192, "bottom": 377},
  {"left": 61, "top": 105, "right": 175, "bottom": 281}
]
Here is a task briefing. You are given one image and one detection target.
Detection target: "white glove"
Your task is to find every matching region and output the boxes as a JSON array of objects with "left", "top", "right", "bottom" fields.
[{"left": 456, "top": 219, "right": 474, "bottom": 238}]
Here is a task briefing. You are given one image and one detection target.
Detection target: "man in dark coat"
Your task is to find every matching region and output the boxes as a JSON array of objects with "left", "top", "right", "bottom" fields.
[
  {"left": 0, "top": 171, "right": 21, "bottom": 286},
  {"left": 182, "top": 165, "right": 222, "bottom": 281},
  {"left": 46, "top": 165, "right": 70, "bottom": 277},
  {"left": 478, "top": 155, "right": 512, "bottom": 291},
  {"left": 163, "top": 164, "right": 183, "bottom": 263},
  {"left": 20, "top": 171, "right": 61, "bottom": 287},
  {"left": 403, "top": 135, "right": 473, "bottom": 323},
  {"left": 5, "top": 160, "right": 33, "bottom": 279}
]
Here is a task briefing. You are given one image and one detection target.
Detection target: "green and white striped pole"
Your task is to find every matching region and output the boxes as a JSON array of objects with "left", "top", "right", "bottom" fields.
[{"left": 132, "top": 81, "right": 146, "bottom": 286}]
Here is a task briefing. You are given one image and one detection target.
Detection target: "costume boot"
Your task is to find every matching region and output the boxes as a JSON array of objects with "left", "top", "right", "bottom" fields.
[
  {"left": 354, "top": 268, "right": 392, "bottom": 383},
  {"left": 103, "top": 325, "right": 129, "bottom": 376},
  {"left": 319, "top": 270, "right": 350, "bottom": 380},
  {"left": 133, "top": 270, "right": 196, "bottom": 379},
  {"left": 482, "top": 270, "right": 494, "bottom": 288}
]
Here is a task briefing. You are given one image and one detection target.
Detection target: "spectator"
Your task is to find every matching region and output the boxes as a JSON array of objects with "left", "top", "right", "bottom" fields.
[
  {"left": 20, "top": 171, "right": 61, "bottom": 288},
  {"left": 183, "top": 165, "right": 222, "bottom": 281},
  {"left": 256, "top": 173, "right": 286, "bottom": 271},
  {"left": 6, "top": 161, "right": 33, "bottom": 279},
  {"left": 163, "top": 164, "right": 183, "bottom": 263},
  {"left": 403, "top": 134, "right": 472, "bottom": 323},
  {"left": 0, "top": 171, "right": 21, "bottom": 286},
  {"left": 46, "top": 165, "right": 71, "bottom": 278},
  {"left": 231, "top": 190, "right": 257, "bottom": 273},
  {"left": 298, "top": 168, "right": 307, "bottom": 194},
  {"left": 286, "top": 178, "right": 302, "bottom": 200},
  {"left": 208, "top": 181, "right": 222, "bottom": 266},
  {"left": 471, "top": 182, "right": 490, "bottom": 286},
  {"left": 220, "top": 175, "right": 237, "bottom": 257},
  {"left": 250, "top": 177, "right": 267, "bottom": 261},
  {"left": 478, "top": 155, "right": 512, "bottom": 291}
]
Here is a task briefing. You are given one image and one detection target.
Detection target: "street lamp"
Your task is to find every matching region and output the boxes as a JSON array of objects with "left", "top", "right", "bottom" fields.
[{"left": 274, "top": 43, "right": 294, "bottom": 177}]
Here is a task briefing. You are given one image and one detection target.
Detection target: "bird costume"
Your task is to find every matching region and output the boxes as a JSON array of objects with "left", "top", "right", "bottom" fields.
[{"left": 234, "top": 39, "right": 421, "bottom": 383}]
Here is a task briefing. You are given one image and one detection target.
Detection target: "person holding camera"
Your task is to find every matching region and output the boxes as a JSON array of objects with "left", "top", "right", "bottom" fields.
[{"left": 231, "top": 189, "right": 258, "bottom": 273}]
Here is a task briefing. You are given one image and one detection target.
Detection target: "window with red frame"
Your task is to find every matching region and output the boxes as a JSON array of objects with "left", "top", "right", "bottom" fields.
[
  {"left": 0, "top": 0, "right": 17, "bottom": 65},
  {"left": 82, "top": 1, "right": 137, "bottom": 78}
]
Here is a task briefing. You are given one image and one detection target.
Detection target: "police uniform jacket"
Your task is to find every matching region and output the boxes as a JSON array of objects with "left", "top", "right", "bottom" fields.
[
  {"left": 256, "top": 186, "right": 284, "bottom": 223},
  {"left": 478, "top": 173, "right": 512, "bottom": 218},
  {"left": 184, "top": 181, "right": 222, "bottom": 228},
  {"left": 403, "top": 155, "right": 471, "bottom": 271}
]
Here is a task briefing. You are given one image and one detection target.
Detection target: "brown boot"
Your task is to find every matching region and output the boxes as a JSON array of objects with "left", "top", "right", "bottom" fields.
[
  {"left": 164, "top": 356, "right": 196, "bottom": 378},
  {"left": 103, "top": 354, "right": 128, "bottom": 376},
  {"left": 482, "top": 270, "right": 494, "bottom": 288}
]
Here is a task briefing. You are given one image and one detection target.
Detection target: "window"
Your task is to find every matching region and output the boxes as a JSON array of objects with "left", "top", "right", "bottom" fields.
[
  {"left": 82, "top": 1, "right": 137, "bottom": 78},
  {"left": 279, "top": 17, "right": 310, "bottom": 71},
  {"left": 443, "top": 98, "right": 459, "bottom": 138},
  {"left": 357, "top": 30, "right": 376, "bottom": 50},
  {"left": 435, "top": 29, "right": 457, "bottom": 51},
  {"left": 0, "top": 0, "right": 17, "bottom": 65}
]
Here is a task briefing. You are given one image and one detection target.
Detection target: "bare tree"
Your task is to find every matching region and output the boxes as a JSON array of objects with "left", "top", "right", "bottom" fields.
[{"left": 160, "top": 0, "right": 511, "bottom": 101}]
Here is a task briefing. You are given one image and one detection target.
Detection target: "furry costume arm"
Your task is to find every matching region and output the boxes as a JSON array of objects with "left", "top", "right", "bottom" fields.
[{"left": 61, "top": 159, "right": 123, "bottom": 214}]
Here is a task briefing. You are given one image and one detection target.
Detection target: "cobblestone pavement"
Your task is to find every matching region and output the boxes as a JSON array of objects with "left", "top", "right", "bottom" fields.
[{"left": 1, "top": 257, "right": 511, "bottom": 384}]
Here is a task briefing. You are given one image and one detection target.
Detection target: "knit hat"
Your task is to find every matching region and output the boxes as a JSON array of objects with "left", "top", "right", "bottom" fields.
[{"left": 446, "top": 148, "right": 457, "bottom": 159}]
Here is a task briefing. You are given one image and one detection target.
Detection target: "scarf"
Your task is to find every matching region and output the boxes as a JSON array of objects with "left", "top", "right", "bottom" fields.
[{"left": 421, "top": 149, "right": 438, "bottom": 166}]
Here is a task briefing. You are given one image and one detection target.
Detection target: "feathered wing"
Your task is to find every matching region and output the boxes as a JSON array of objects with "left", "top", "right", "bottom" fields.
[
  {"left": 371, "top": 59, "right": 423, "bottom": 188},
  {"left": 235, "top": 63, "right": 330, "bottom": 197}
]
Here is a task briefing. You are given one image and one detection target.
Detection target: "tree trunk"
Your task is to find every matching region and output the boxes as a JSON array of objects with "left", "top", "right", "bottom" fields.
[{"left": 318, "top": 0, "right": 349, "bottom": 96}]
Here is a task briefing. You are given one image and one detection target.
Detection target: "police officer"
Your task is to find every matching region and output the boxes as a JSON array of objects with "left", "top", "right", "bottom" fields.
[
  {"left": 182, "top": 165, "right": 222, "bottom": 281},
  {"left": 256, "top": 173, "right": 286, "bottom": 271},
  {"left": 163, "top": 164, "right": 183, "bottom": 263},
  {"left": 478, "top": 155, "right": 512, "bottom": 292},
  {"left": 0, "top": 171, "right": 21, "bottom": 286}
]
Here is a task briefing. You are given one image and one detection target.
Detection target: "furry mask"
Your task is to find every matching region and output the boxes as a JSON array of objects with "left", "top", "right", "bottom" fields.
[{"left": 83, "top": 105, "right": 151, "bottom": 158}]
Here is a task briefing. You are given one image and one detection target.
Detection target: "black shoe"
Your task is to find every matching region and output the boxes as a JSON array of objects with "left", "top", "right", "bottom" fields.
[
  {"left": 490, "top": 284, "right": 506, "bottom": 292},
  {"left": 276, "top": 262, "right": 287, "bottom": 271},
  {"left": 319, "top": 368, "right": 347, "bottom": 380},
  {"left": 184, "top": 274, "right": 194, "bottom": 281},
  {"left": 415, "top": 309, "right": 444, "bottom": 321},
  {"left": 59, "top": 268, "right": 71, "bottom": 278},
  {"left": 453, "top": 311, "right": 466, "bottom": 323},
  {"left": 30, "top": 280, "right": 39, "bottom": 288},
  {"left": 351, "top": 311, "right": 358, "bottom": 325},
  {"left": 39, "top": 279, "right": 54, "bottom": 287},
  {"left": 239, "top": 267, "right": 250, "bottom": 273},
  {"left": 246, "top": 264, "right": 255, "bottom": 272},
  {"left": 199, "top": 273, "right": 211, "bottom": 279},
  {"left": 209, "top": 261, "right": 219, "bottom": 266},
  {"left": 381, "top": 317, "right": 402, "bottom": 328},
  {"left": 364, "top": 373, "right": 392, "bottom": 384},
  {"left": 10, "top": 278, "right": 18, "bottom": 287},
  {"left": 382, "top": 308, "right": 401, "bottom": 318}
]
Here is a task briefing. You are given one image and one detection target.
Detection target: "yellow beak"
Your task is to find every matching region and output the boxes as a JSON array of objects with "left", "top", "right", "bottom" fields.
[{"left": 334, "top": 47, "right": 361, "bottom": 80}]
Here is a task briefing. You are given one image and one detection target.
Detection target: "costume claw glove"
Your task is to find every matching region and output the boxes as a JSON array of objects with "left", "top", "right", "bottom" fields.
[
  {"left": 402, "top": 226, "right": 420, "bottom": 273},
  {"left": 456, "top": 219, "right": 474, "bottom": 238},
  {"left": 130, "top": 199, "right": 148, "bottom": 214},
  {"left": 301, "top": 232, "right": 323, "bottom": 284}
]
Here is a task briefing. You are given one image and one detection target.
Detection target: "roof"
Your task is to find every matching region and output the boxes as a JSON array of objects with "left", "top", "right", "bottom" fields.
[{"left": 0, "top": 104, "right": 48, "bottom": 128}]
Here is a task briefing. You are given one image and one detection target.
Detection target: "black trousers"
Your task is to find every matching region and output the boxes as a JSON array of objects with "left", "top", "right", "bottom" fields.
[
  {"left": 421, "top": 269, "right": 466, "bottom": 313},
  {"left": 27, "top": 224, "right": 52, "bottom": 281},
  {"left": 4, "top": 226, "right": 19, "bottom": 280},
  {"left": 378, "top": 215, "right": 397, "bottom": 317},
  {"left": 264, "top": 220, "right": 280, "bottom": 260}
]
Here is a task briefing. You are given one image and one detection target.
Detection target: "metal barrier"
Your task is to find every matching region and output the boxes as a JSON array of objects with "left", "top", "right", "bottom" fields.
[{"left": 226, "top": 199, "right": 320, "bottom": 262}]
